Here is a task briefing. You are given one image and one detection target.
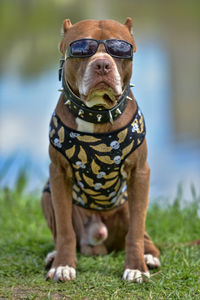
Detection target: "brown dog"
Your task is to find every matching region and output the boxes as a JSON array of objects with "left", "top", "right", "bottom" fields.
[{"left": 41, "top": 18, "right": 160, "bottom": 283}]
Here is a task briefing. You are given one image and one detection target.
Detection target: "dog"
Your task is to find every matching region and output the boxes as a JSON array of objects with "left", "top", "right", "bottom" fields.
[{"left": 41, "top": 18, "right": 160, "bottom": 283}]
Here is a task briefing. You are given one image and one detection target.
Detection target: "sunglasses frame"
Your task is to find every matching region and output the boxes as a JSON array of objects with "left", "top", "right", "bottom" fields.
[{"left": 66, "top": 38, "right": 133, "bottom": 60}]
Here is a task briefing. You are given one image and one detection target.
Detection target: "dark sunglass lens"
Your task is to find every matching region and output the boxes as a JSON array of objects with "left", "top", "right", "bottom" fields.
[
  {"left": 106, "top": 40, "right": 132, "bottom": 58},
  {"left": 71, "top": 40, "right": 98, "bottom": 57}
]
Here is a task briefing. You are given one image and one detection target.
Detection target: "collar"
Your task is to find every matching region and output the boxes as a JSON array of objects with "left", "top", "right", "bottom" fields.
[{"left": 58, "top": 57, "right": 134, "bottom": 124}]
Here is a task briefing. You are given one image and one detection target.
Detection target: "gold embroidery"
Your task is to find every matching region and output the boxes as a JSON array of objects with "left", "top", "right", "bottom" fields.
[
  {"left": 95, "top": 154, "right": 113, "bottom": 164},
  {"left": 91, "top": 159, "right": 101, "bottom": 174},
  {"left": 101, "top": 177, "right": 118, "bottom": 189},
  {"left": 75, "top": 171, "right": 81, "bottom": 182},
  {"left": 53, "top": 116, "right": 58, "bottom": 127},
  {"left": 114, "top": 179, "right": 121, "bottom": 192},
  {"left": 72, "top": 191, "right": 78, "bottom": 200},
  {"left": 95, "top": 200, "right": 112, "bottom": 205},
  {"left": 77, "top": 135, "right": 101, "bottom": 143},
  {"left": 104, "top": 171, "right": 118, "bottom": 179},
  {"left": 78, "top": 146, "right": 87, "bottom": 164},
  {"left": 113, "top": 194, "right": 124, "bottom": 206},
  {"left": 72, "top": 164, "right": 80, "bottom": 169},
  {"left": 122, "top": 141, "right": 134, "bottom": 159},
  {"left": 58, "top": 126, "right": 64, "bottom": 143},
  {"left": 117, "top": 128, "right": 128, "bottom": 143},
  {"left": 81, "top": 193, "right": 88, "bottom": 204},
  {"left": 49, "top": 129, "right": 55, "bottom": 138},
  {"left": 65, "top": 145, "right": 75, "bottom": 159},
  {"left": 90, "top": 143, "right": 112, "bottom": 152},
  {"left": 82, "top": 188, "right": 100, "bottom": 195},
  {"left": 90, "top": 203, "right": 99, "bottom": 209},
  {"left": 91, "top": 194, "right": 110, "bottom": 200},
  {"left": 82, "top": 173, "right": 94, "bottom": 187},
  {"left": 73, "top": 184, "right": 80, "bottom": 192},
  {"left": 139, "top": 116, "right": 144, "bottom": 133}
]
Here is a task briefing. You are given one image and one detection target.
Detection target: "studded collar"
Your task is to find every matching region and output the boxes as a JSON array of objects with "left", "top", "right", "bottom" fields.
[{"left": 58, "top": 57, "right": 134, "bottom": 124}]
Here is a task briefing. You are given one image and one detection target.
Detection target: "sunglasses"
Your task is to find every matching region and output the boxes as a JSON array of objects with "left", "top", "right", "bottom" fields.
[{"left": 66, "top": 38, "right": 133, "bottom": 59}]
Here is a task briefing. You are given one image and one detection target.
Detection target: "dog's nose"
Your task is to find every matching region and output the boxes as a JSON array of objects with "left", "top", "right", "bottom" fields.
[{"left": 92, "top": 59, "right": 112, "bottom": 75}]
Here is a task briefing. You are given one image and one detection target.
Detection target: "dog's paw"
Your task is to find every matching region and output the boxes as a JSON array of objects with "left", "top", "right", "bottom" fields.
[
  {"left": 122, "top": 269, "right": 150, "bottom": 283},
  {"left": 46, "top": 265, "right": 76, "bottom": 282},
  {"left": 144, "top": 254, "right": 161, "bottom": 269},
  {"left": 45, "top": 250, "right": 57, "bottom": 269}
]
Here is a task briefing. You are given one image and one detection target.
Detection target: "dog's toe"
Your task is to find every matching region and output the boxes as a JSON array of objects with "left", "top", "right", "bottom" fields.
[
  {"left": 144, "top": 254, "right": 161, "bottom": 269},
  {"left": 45, "top": 250, "right": 57, "bottom": 269},
  {"left": 46, "top": 265, "right": 76, "bottom": 282},
  {"left": 122, "top": 269, "right": 150, "bottom": 283},
  {"left": 46, "top": 267, "right": 56, "bottom": 280}
]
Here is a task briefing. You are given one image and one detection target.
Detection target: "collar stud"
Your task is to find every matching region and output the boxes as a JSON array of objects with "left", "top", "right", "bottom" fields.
[
  {"left": 126, "top": 96, "right": 132, "bottom": 101},
  {"left": 97, "top": 114, "right": 102, "bottom": 122},
  {"left": 109, "top": 111, "right": 114, "bottom": 124},
  {"left": 116, "top": 108, "right": 122, "bottom": 115},
  {"left": 129, "top": 83, "right": 135, "bottom": 87},
  {"left": 65, "top": 99, "right": 71, "bottom": 106},
  {"left": 78, "top": 109, "right": 84, "bottom": 117}
]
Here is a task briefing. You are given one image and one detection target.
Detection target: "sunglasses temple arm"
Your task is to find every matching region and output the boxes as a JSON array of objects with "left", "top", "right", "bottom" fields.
[
  {"left": 58, "top": 56, "right": 65, "bottom": 81},
  {"left": 65, "top": 47, "right": 70, "bottom": 59}
]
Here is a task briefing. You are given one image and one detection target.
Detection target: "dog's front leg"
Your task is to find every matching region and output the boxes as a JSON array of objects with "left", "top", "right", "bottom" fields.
[
  {"left": 47, "top": 158, "right": 76, "bottom": 282},
  {"left": 123, "top": 160, "right": 150, "bottom": 283}
]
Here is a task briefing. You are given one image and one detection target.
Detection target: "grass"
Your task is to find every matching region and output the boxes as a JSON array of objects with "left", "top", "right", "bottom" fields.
[{"left": 0, "top": 176, "right": 200, "bottom": 299}]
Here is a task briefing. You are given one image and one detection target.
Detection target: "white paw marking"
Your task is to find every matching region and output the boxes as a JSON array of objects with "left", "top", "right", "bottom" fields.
[
  {"left": 45, "top": 250, "right": 57, "bottom": 267},
  {"left": 144, "top": 254, "right": 161, "bottom": 268},
  {"left": 122, "top": 269, "right": 150, "bottom": 283},
  {"left": 47, "top": 265, "right": 76, "bottom": 282}
]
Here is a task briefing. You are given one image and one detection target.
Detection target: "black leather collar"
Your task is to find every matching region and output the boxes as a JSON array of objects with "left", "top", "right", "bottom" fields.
[{"left": 59, "top": 57, "right": 134, "bottom": 124}]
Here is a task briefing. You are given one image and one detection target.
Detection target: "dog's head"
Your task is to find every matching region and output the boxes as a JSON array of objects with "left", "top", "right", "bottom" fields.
[{"left": 59, "top": 18, "right": 136, "bottom": 109}]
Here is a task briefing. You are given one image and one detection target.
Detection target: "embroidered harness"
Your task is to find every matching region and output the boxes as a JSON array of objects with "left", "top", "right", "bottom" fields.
[{"left": 49, "top": 105, "right": 146, "bottom": 211}]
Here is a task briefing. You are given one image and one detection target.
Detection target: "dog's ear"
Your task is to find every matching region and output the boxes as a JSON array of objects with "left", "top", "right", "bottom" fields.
[
  {"left": 124, "top": 17, "right": 136, "bottom": 53},
  {"left": 124, "top": 17, "right": 133, "bottom": 34},
  {"left": 63, "top": 19, "right": 72, "bottom": 33},
  {"left": 59, "top": 19, "right": 72, "bottom": 54}
]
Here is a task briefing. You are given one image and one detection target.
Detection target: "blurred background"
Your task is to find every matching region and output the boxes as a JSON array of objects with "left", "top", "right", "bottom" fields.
[{"left": 0, "top": 0, "right": 199, "bottom": 202}]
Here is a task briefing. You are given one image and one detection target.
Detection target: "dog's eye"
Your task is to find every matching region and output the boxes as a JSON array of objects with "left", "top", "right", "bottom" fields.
[
  {"left": 106, "top": 40, "right": 132, "bottom": 58},
  {"left": 70, "top": 40, "right": 98, "bottom": 57}
]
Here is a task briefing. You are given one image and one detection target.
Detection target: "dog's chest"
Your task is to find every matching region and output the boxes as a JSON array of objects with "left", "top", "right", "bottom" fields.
[{"left": 49, "top": 108, "right": 145, "bottom": 210}]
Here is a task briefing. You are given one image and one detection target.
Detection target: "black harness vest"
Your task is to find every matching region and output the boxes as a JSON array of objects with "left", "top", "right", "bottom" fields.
[{"left": 49, "top": 106, "right": 146, "bottom": 211}]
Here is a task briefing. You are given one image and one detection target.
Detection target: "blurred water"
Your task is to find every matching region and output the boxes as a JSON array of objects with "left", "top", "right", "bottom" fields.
[
  {"left": 0, "top": 40, "right": 199, "bottom": 201},
  {"left": 0, "top": 0, "right": 200, "bottom": 202}
]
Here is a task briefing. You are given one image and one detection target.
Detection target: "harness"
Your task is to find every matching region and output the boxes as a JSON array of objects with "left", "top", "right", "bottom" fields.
[{"left": 49, "top": 106, "right": 146, "bottom": 211}]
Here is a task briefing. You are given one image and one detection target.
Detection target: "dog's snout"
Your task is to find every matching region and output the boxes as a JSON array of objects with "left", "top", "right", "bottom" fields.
[{"left": 92, "top": 59, "right": 112, "bottom": 75}]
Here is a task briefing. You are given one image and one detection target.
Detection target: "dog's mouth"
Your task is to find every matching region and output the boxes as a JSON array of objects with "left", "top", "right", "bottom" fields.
[{"left": 84, "top": 84, "right": 120, "bottom": 109}]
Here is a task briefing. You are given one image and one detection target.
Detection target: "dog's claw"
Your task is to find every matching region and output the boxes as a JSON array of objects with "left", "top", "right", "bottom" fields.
[
  {"left": 144, "top": 254, "right": 161, "bottom": 269},
  {"left": 123, "top": 269, "right": 150, "bottom": 283},
  {"left": 46, "top": 267, "right": 56, "bottom": 280},
  {"left": 46, "top": 265, "right": 76, "bottom": 282}
]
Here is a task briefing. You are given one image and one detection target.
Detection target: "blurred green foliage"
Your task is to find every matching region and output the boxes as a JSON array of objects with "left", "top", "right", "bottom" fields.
[{"left": 0, "top": 0, "right": 199, "bottom": 77}]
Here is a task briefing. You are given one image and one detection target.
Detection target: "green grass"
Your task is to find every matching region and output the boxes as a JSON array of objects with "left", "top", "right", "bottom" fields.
[{"left": 0, "top": 179, "right": 200, "bottom": 299}]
